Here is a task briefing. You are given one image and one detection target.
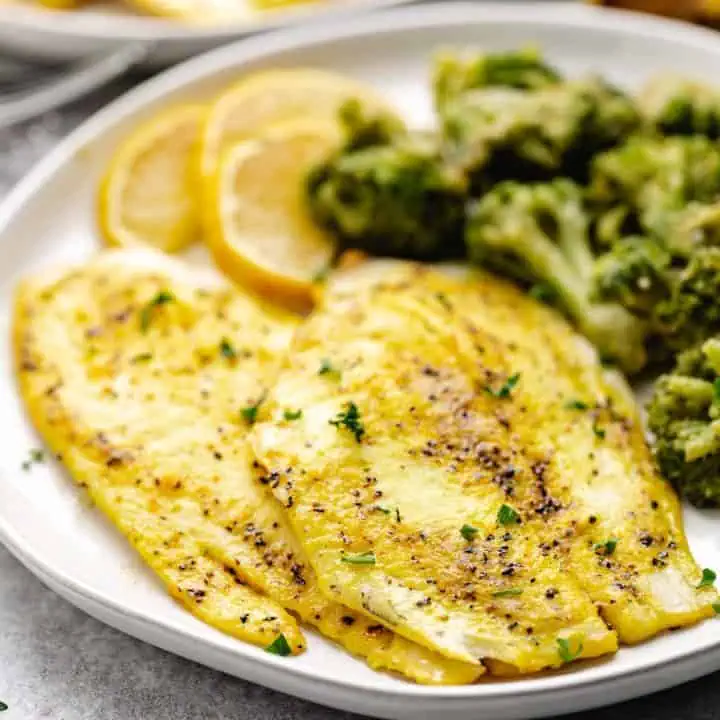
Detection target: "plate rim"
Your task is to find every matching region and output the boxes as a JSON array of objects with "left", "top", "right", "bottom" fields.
[{"left": 2, "top": 0, "right": 720, "bottom": 707}]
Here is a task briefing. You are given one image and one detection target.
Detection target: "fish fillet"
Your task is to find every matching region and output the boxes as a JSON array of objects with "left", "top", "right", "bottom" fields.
[
  {"left": 252, "top": 260, "right": 717, "bottom": 672},
  {"left": 13, "top": 249, "right": 480, "bottom": 684}
]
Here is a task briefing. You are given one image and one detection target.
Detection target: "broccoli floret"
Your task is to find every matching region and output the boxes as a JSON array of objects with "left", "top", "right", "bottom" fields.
[
  {"left": 335, "top": 98, "right": 405, "bottom": 151},
  {"left": 588, "top": 135, "right": 720, "bottom": 246},
  {"left": 592, "top": 236, "right": 672, "bottom": 316},
  {"left": 442, "top": 77, "right": 640, "bottom": 190},
  {"left": 647, "top": 336, "right": 720, "bottom": 507},
  {"left": 466, "top": 179, "right": 648, "bottom": 372},
  {"left": 655, "top": 247, "right": 720, "bottom": 350},
  {"left": 640, "top": 74, "right": 720, "bottom": 139},
  {"left": 307, "top": 131, "right": 468, "bottom": 260},
  {"left": 433, "top": 47, "right": 562, "bottom": 112}
]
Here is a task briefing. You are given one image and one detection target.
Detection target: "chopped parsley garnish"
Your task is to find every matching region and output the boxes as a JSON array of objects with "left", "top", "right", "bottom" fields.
[
  {"left": 557, "top": 636, "right": 584, "bottom": 663},
  {"left": 0, "top": 701, "right": 7, "bottom": 712},
  {"left": 21, "top": 448, "right": 45, "bottom": 471},
  {"left": 329, "top": 401, "right": 365, "bottom": 442},
  {"left": 265, "top": 634, "right": 292, "bottom": 656},
  {"left": 318, "top": 358, "right": 341, "bottom": 379},
  {"left": 485, "top": 373, "right": 521, "bottom": 399},
  {"left": 131, "top": 352, "right": 153, "bottom": 364},
  {"left": 497, "top": 504, "right": 520, "bottom": 526},
  {"left": 341, "top": 551, "right": 376, "bottom": 565},
  {"left": 460, "top": 524, "right": 479, "bottom": 541},
  {"left": 593, "top": 538, "right": 618, "bottom": 556},
  {"left": 713, "top": 603, "right": 720, "bottom": 615},
  {"left": 592, "top": 422, "right": 606, "bottom": 440},
  {"left": 139, "top": 289, "right": 175, "bottom": 332},
  {"left": 219, "top": 337, "right": 237, "bottom": 361},
  {"left": 283, "top": 409, "right": 303, "bottom": 421},
  {"left": 376, "top": 505, "right": 392, "bottom": 515},
  {"left": 240, "top": 395, "right": 265, "bottom": 425},
  {"left": 493, "top": 588, "right": 523, "bottom": 598},
  {"left": 395, "top": 508, "right": 402, "bottom": 523},
  {"left": 698, "top": 568, "right": 717, "bottom": 589},
  {"left": 565, "top": 399, "right": 589, "bottom": 411}
]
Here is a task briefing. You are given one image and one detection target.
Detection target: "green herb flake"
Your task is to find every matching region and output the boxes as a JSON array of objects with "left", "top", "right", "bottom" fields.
[
  {"left": 557, "top": 636, "right": 584, "bottom": 663},
  {"left": 219, "top": 337, "right": 238, "bottom": 361},
  {"left": 131, "top": 352, "right": 153, "bottom": 364},
  {"left": 435, "top": 292, "right": 452, "bottom": 311},
  {"left": 240, "top": 396, "right": 265, "bottom": 426},
  {"left": 460, "top": 524, "right": 479, "bottom": 541},
  {"left": 265, "top": 634, "right": 292, "bottom": 656},
  {"left": 139, "top": 289, "right": 175, "bottom": 332},
  {"left": 341, "top": 551, "right": 376, "bottom": 565},
  {"left": 312, "top": 265, "right": 331, "bottom": 284},
  {"left": 376, "top": 505, "right": 392, "bottom": 515},
  {"left": 593, "top": 538, "right": 618, "bottom": 556},
  {"left": 329, "top": 401, "right": 365, "bottom": 442},
  {"left": 283, "top": 409, "right": 303, "bottom": 421},
  {"left": 22, "top": 448, "right": 45, "bottom": 471},
  {"left": 492, "top": 588, "right": 523, "bottom": 598},
  {"left": 565, "top": 399, "right": 589, "bottom": 411},
  {"left": 486, "top": 373, "right": 521, "bottom": 399},
  {"left": 698, "top": 568, "right": 717, "bottom": 589},
  {"left": 318, "top": 358, "right": 339, "bottom": 377},
  {"left": 497, "top": 504, "right": 520, "bottom": 526},
  {"left": 0, "top": 701, "right": 7, "bottom": 712},
  {"left": 395, "top": 508, "right": 402, "bottom": 523},
  {"left": 592, "top": 422, "right": 606, "bottom": 440},
  {"left": 713, "top": 602, "right": 720, "bottom": 615}
]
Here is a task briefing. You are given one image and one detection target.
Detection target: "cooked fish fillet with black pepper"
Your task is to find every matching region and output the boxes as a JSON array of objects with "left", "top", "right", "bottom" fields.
[
  {"left": 13, "top": 249, "right": 481, "bottom": 684},
  {"left": 252, "top": 260, "right": 718, "bottom": 672}
]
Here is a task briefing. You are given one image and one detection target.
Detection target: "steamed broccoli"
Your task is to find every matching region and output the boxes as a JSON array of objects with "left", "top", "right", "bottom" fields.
[
  {"left": 592, "top": 236, "right": 672, "bottom": 316},
  {"left": 655, "top": 248, "right": 720, "bottom": 350},
  {"left": 640, "top": 74, "right": 720, "bottom": 139},
  {"left": 433, "top": 47, "right": 562, "bottom": 112},
  {"left": 442, "top": 77, "right": 640, "bottom": 189},
  {"left": 588, "top": 135, "right": 720, "bottom": 246},
  {"left": 647, "top": 336, "right": 720, "bottom": 507},
  {"left": 466, "top": 179, "right": 648, "bottom": 372},
  {"left": 307, "top": 131, "right": 468, "bottom": 260}
]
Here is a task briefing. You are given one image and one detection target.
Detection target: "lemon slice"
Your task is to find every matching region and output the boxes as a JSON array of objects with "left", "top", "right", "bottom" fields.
[
  {"left": 98, "top": 104, "right": 205, "bottom": 254},
  {"left": 205, "top": 119, "right": 341, "bottom": 310},
  {"left": 200, "top": 69, "right": 393, "bottom": 185}
]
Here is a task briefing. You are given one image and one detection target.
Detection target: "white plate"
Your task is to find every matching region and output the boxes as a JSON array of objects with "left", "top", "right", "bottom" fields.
[
  {"left": 1, "top": 4, "right": 720, "bottom": 718},
  {"left": 0, "top": 0, "right": 413, "bottom": 65}
]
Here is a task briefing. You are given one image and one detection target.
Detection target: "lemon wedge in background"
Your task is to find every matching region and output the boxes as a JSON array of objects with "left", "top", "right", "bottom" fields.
[
  {"left": 205, "top": 119, "right": 341, "bottom": 311},
  {"left": 200, "top": 69, "right": 393, "bottom": 186},
  {"left": 98, "top": 104, "right": 205, "bottom": 254},
  {"left": 128, "top": 0, "right": 318, "bottom": 21},
  {"left": 37, "top": 0, "right": 92, "bottom": 8},
  {"left": 128, "top": 0, "right": 251, "bottom": 23}
]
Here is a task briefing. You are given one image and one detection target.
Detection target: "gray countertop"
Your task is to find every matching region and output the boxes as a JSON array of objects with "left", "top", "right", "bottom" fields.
[{"left": 1, "top": 83, "right": 720, "bottom": 720}]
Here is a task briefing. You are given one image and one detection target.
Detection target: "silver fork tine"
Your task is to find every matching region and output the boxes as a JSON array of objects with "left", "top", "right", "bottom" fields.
[{"left": 0, "top": 43, "right": 151, "bottom": 130}]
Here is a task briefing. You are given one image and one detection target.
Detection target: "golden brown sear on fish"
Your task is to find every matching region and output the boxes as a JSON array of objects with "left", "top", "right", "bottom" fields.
[
  {"left": 13, "top": 250, "right": 481, "bottom": 684},
  {"left": 252, "top": 260, "right": 717, "bottom": 673}
]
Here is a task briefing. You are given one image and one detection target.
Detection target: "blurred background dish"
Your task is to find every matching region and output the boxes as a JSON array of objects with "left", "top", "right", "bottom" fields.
[
  {"left": 0, "top": 0, "right": 414, "bottom": 65},
  {"left": 591, "top": 0, "right": 720, "bottom": 24}
]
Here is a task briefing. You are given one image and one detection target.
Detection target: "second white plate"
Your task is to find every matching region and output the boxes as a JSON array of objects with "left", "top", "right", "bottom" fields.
[{"left": 1, "top": 4, "right": 720, "bottom": 719}]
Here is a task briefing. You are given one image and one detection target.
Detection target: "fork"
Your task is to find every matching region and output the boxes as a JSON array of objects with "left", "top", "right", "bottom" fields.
[{"left": 0, "top": 43, "right": 151, "bottom": 130}]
